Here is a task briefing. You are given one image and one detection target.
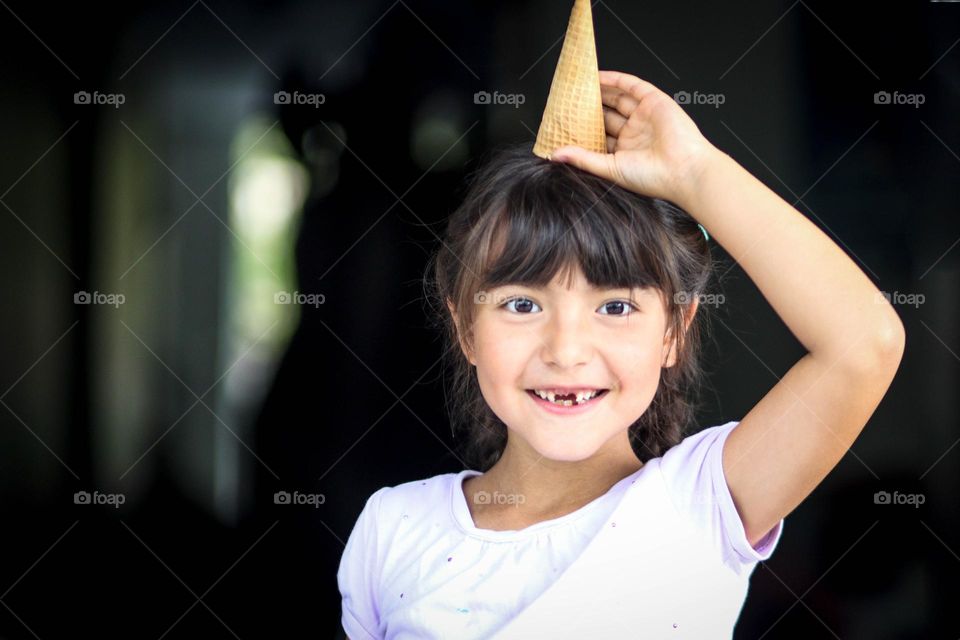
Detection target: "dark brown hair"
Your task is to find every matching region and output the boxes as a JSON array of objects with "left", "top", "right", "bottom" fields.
[{"left": 424, "top": 142, "right": 716, "bottom": 471}]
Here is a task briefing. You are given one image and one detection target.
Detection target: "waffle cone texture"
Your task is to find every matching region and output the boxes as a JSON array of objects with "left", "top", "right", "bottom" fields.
[{"left": 533, "top": 0, "right": 607, "bottom": 159}]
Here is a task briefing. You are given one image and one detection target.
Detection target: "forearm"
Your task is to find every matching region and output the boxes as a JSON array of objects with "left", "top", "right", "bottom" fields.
[{"left": 675, "top": 145, "right": 905, "bottom": 364}]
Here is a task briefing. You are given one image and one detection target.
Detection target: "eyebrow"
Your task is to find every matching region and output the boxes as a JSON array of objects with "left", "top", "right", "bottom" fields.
[{"left": 499, "top": 284, "right": 647, "bottom": 294}]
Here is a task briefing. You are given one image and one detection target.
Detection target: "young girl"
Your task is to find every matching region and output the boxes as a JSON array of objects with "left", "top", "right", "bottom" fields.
[{"left": 337, "top": 70, "right": 906, "bottom": 639}]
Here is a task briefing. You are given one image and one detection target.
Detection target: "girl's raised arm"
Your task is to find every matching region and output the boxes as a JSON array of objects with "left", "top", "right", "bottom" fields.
[{"left": 554, "top": 70, "right": 905, "bottom": 547}]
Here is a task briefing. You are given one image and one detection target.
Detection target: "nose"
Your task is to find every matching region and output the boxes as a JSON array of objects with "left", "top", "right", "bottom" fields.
[{"left": 540, "top": 311, "right": 593, "bottom": 369}]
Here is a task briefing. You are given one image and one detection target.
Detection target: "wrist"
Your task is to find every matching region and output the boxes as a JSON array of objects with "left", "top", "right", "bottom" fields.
[{"left": 671, "top": 142, "right": 727, "bottom": 211}]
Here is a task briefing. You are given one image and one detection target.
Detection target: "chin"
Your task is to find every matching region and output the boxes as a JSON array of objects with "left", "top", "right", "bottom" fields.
[
  {"left": 536, "top": 449, "right": 601, "bottom": 463},
  {"left": 522, "top": 432, "right": 610, "bottom": 463}
]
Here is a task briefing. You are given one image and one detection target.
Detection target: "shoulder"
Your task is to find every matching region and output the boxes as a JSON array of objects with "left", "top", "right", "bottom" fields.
[
  {"left": 359, "top": 471, "right": 462, "bottom": 528},
  {"left": 656, "top": 420, "right": 741, "bottom": 519},
  {"left": 657, "top": 420, "right": 785, "bottom": 567},
  {"left": 660, "top": 420, "right": 739, "bottom": 473},
  {"left": 340, "top": 472, "right": 462, "bottom": 569}
]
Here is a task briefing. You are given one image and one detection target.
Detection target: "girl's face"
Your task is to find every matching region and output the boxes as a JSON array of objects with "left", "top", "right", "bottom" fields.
[{"left": 461, "top": 264, "right": 689, "bottom": 463}]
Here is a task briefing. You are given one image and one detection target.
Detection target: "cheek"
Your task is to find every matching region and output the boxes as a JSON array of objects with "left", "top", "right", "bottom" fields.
[
  {"left": 606, "top": 337, "right": 666, "bottom": 389},
  {"left": 471, "top": 333, "right": 523, "bottom": 426},
  {"left": 473, "top": 320, "right": 526, "bottom": 363}
]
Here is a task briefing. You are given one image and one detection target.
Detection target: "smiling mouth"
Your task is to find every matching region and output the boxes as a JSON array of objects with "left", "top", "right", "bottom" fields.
[{"left": 525, "top": 389, "right": 610, "bottom": 407}]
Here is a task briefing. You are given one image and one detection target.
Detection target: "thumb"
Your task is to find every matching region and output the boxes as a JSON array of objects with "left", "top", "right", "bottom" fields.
[{"left": 551, "top": 146, "right": 616, "bottom": 182}]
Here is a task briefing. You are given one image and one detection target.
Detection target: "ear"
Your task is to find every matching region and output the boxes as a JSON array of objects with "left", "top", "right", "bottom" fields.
[
  {"left": 446, "top": 298, "right": 476, "bottom": 366},
  {"left": 661, "top": 296, "right": 699, "bottom": 369}
]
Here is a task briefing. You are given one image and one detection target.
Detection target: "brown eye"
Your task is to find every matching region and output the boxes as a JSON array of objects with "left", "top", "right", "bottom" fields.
[
  {"left": 598, "top": 300, "right": 638, "bottom": 316},
  {"left": 502, "top": 297, "right": 540, "bottom": 314}
]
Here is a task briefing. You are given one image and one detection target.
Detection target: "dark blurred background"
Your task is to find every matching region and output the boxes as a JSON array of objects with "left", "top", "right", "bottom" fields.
[{"left": 1, "top": 0, "right": 957, "bottom": 637}]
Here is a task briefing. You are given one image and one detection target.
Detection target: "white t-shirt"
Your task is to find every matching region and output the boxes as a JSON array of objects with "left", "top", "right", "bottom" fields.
[{"left": 338, "top": 420, "right": 784, "bottom": 639}]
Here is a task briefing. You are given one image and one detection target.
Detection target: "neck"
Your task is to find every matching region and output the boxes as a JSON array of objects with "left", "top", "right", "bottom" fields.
[{"left": 480, "top": 430, "right": 643, "bottom": 516}]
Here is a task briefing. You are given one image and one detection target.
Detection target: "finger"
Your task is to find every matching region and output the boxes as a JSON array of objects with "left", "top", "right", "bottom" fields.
[
  {"left": 599, "top": 70, "right": 660, "bottom": 95},
  {"left": 551, "top": 145, "right": 617, "bottom": 183},
  {"left": 598, "top": 70, "right": 663, "bottom": 104},
  {"left": 603, "top": 105, "right": 628, "bottom": 138},
  {"left": 601, "top": 86, "right": 638, "bottom": 121},
  {"left": 606, "top": 135, "right": 616, "bottom": 154}
]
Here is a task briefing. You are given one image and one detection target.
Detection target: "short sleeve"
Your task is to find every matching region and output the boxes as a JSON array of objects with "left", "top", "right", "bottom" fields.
[
  {"left": 659, "top": 421, "right": 784, "bottom": 568},
  {"left": 337, "top": 487, "right": 388, "bottom": 640}
]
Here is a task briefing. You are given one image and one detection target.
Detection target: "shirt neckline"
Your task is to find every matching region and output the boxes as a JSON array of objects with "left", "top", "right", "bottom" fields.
[{"left": 450, "top": 466, "right": 646, "bottom": 542}]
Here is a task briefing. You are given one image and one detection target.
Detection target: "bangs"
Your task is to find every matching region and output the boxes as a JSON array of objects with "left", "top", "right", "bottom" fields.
[{"left": 476, "top": 159, "right": 670, "bottom": 296}]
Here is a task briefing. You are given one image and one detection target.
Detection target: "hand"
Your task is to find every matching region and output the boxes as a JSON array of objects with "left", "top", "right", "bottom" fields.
[{"left": 552, "top": 70, "right": 717, "bottom": 203}]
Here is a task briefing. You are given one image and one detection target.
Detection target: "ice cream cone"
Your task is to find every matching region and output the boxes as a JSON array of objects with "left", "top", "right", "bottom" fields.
[{"left": 533, "top": 0, "right": 606, "bottom": 160}]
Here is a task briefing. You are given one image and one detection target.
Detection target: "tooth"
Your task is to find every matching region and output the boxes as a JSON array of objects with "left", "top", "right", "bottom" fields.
[{"left": 532, "top": 389, "right": 604, "bottom": 406}]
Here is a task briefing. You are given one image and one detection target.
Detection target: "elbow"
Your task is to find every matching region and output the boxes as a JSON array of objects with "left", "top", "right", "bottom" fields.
[
  {"left": 854, "top": 312, "right": 906, "bottom": 373},
  {"left": 875, "top": 312, "right": 906, "bottom": 365},
  {"left": 817, "top": 312, "right": 906, "bottom": 376}
]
